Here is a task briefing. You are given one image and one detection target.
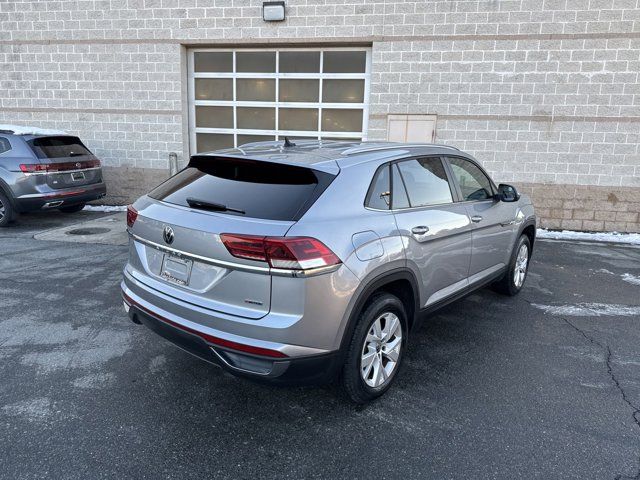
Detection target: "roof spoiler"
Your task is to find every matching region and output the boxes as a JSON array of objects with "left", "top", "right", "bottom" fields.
[{"left": 188, "top": 154, "right": 340, "bottom": 175}]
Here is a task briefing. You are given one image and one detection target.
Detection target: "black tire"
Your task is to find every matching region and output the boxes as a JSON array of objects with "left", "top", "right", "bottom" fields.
[
  {"left": 0, "top": 190, "right": 15, "bottom": 227},
  {"left": 58, "top": 203, "right": 86, "bottom": 213},
  {"left": 342, "top": 292, "right": 408, "bottom": 404},
  {"left": 493, "top": 234, "right": 531, "bottom": 296}
]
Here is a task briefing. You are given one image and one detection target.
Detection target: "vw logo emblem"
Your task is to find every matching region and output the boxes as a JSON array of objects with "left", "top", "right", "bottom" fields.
[
  {"left": 75, "top": 162, "right": 81, "bottom": 169},
  {"left": 163, "top": 226, "right": 175, "bottom": 245}
]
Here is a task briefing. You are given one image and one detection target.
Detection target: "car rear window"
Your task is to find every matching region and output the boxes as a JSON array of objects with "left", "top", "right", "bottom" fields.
[
  {"left": 149, "top": 156, "right": 335, "bottom": 221},
  {"left": 28, "top": 136, "right": 92, "bottom": 159}
]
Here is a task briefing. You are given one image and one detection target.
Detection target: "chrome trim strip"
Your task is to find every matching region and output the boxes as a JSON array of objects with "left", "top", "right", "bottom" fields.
[
  {"left": 365, "top": 198, "right": 498, "bottom": 214},
  {"left": 130, "top": 232, "right": 270, "bottom": 274},
  {"left": 17, "top": 188, "right": 98, "bottom": 199},
  {"left": 21, "top": 167, "right": 102, "bottom": 176},
  {"left": 18, "top": 192, "right": 85, "bottom": 199},
  {"left": 365, "top": 203, "right": 455, "bottom": 214},
  {"left": 280, "top": 264, "right": 341, "bottom": 278},
  {"left": 467, "top": 264, "right": 506, "bottom": 286},
  {"left": 425, "top": 278, "right": 468, "bottom": 306},
  {"left": 129, "top": 232, "right": 341, "bottom": 278}
]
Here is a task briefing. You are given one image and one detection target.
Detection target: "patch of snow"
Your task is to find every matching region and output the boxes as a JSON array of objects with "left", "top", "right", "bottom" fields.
[
  {"left": 0, "top": 124, "right": 66, "bottom": 136},
  {"left": 72, "top": 372, "right": 116, "bottom": 390},
  {"left": 2, "top": 397, "right": 53, "bottom": 422},
  {"left": 20, "top": 329, "right": 131, "bottom": 373},
  {"left": 532, "top": 302, "right": 640, "bottom": 317},
  {"left": 621, "top": 273, "right": 640, "bottom": 286},
  {"left": 596, "top": 268, "right": 615, "bottom": 275},
  {"left": 83, "top": 205, "right": 127, "bottom": 212},
  {"left": 537, "top": 229, "right": 640, "bottom": 245},
  {"left": 580, "top": 382, "right": 609, "bottom": 389}
]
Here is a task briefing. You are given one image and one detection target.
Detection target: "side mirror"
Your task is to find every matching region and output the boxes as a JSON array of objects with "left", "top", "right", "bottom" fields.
[{"left": 497, "top": 183, "right": 520, "bottom": 202}]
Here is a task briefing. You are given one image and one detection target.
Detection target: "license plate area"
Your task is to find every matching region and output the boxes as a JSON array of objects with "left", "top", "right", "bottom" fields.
[
  {"left": 71, "top": 172, "right": 85, "bottom": 181},
  {"left": 160, "top": 254, "right": 193, "bottom": 286}
]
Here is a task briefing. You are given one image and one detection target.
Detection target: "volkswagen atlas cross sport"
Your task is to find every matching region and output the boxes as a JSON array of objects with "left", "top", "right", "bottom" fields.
[
  {"left": 0, "top": 125, "right": 106, "bottom": 227},
  {"left": 122, "top": 140, "right": 536, "bottom": 403}
]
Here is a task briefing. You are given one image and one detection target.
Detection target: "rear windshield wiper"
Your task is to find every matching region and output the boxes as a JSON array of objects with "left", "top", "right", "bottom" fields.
[{"left": 186, "top": 198, "right": 245, "bottom": 215}]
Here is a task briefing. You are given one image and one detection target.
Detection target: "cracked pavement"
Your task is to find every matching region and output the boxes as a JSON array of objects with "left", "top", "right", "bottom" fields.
[{"left": 1, "top": 212, "right": 639, "bottom": 479}]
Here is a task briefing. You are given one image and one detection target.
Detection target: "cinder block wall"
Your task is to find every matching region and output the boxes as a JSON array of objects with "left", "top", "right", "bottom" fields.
[
  {"left": 518, "top": 184, "right": 639, "bottom": 232},
  {"left": 1, "top": 0, "right": 639, "bottom": 232}
]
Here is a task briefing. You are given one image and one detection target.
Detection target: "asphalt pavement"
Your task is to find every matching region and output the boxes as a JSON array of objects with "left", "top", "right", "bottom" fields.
[{"left": 1, "top": 212, "right": 639, "bottom": 479}]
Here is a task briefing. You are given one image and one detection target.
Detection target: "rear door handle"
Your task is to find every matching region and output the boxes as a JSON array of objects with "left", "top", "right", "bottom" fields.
[
  {"left": 471, "top": 215, "right": 483, "bottom": 223},
  {"left": 411, "top": 226, "right": 430, "bottom": 235}
]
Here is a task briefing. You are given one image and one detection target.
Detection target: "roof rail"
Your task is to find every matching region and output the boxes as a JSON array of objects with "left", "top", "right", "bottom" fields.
[
  {"left": 237, "top": 139, "right": 343, "bottom": 149},
  {"left": 236, "top": 140, "right": 283, "bottom": 148},
  {"left": 342, "top": 143, "right": 460, "bottom": 156}
]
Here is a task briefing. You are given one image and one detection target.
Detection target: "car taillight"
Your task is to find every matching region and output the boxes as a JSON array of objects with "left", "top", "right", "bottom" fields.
[
  {"left": 220, "top": 234, "right": 341, "bottom": 271},
  {"left": 127, "top": 205, "right": 138, "bottom": 228},
  {"left": 264, "top": 237, "right": 341, "bottom": 269},
  {"left": 221, "top": 234, "right": 268, "bottom": 262},
  {"left": 19, "top": 159, "right": 101, "bottom": 173},
  {"left": 19, "top": 164, "right": 48, "bottom": 173}
]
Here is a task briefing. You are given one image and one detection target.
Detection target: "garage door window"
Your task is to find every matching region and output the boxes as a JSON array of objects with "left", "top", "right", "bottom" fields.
[{"left": 189, "top": 48, "right": 371, "bottom": 153}]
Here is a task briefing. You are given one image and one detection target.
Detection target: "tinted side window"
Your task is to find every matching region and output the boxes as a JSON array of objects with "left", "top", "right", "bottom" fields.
[
  {"left": 391, "top": 164, "right": 410, "bottom": 209},
  {"left": 448, "top": 158, "right": 493, "bottom": 201},
  {"left": 366, "top": 165, "right": 390, "bottom": 210},
  {"left": 0, "top": 137, "right": 10, "bottom": 154},
  {"left": 396, "top": 157, "right": 453, "bottom": 207}
]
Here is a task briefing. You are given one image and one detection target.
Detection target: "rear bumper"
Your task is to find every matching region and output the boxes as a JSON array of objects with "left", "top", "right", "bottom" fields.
[
  {"left": 121, "top": 282, "right": 342, "bottom": 385},
  {"left": 14, "top": 182, "right": 107, "bottom": 212}
]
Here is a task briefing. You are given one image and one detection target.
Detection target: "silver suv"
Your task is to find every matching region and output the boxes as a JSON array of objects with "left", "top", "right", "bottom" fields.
[
  {"left": 122, "top": 141, "right": 536, "bottom": 403},
  {"left": 0, "top": 125, "right": 107, "bottom": 226}
]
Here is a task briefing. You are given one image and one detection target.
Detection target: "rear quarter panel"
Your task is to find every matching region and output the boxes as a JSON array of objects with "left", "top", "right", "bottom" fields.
[{"left": 285, "top": 161, "right": 408, "bottom": 348}]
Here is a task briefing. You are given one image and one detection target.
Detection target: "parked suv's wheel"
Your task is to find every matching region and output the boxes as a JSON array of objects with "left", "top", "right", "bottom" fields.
[
  {"left": 342, "top": 293, "right": 407, "bottom": 403},
  {"left": 59, "top": 203, "right": 86, "bottom": 213},
  {"left": 0, "top": 190, "right": 15, "bottom": 227},
  {"left": 494, "top": 234, "right": 531, "bottom": 296}
]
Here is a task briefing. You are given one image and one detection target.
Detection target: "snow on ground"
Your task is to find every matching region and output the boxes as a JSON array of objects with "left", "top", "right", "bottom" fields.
[
  {"left": 532, "top": 302, "right": 640, "bottom": 317},
  {"left": 536, "top": 229, "right": 640, "bottom": 245},
  {"left": 621, "top": 273, "right": 640, "bottom": 286},
  {"left": 83, "top": 205, "right": 127, "bottom": 213}
]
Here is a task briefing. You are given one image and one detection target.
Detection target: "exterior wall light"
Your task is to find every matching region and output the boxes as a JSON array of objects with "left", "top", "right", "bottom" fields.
[{"left": 263, "top": 1, "right": 285, "bottom": 22}]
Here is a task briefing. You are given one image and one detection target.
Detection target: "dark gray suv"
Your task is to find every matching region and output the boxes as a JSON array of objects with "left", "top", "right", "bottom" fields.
[
  {"left": 122, "top": 140, "right": 536, "bottom": 403},
  {"left": 0, "top": 125, "right": 107, "bottom": 226}
]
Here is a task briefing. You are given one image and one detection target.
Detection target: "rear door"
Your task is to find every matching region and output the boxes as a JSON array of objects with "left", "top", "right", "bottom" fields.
[
  {"left": 128, "top": 156, "right": 335, "bottom": 319},
  {"left": 444, "top": 156, "right": 516, "bottom": 283},
  {"left": 389, "top": 157, "right": 473, "bottom": 308},
  {"left": 27, "top": 136, "right": 102, "bottom": 189}
]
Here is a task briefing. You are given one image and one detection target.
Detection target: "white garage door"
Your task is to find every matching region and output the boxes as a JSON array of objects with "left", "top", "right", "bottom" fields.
[{"left": 188, "top": 47, "right": 371, "bottom": 153}]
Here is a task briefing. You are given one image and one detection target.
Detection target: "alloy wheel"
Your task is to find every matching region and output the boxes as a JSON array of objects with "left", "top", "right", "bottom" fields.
[
  {"left": 0, "top": 197, "right": 5, "bottom": 221},
  {"left": 513, "top": 243, "right": 529, "bottom": 288},
  {"left": 360, "top": 312, "right": 402, "bottom": 388}
]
